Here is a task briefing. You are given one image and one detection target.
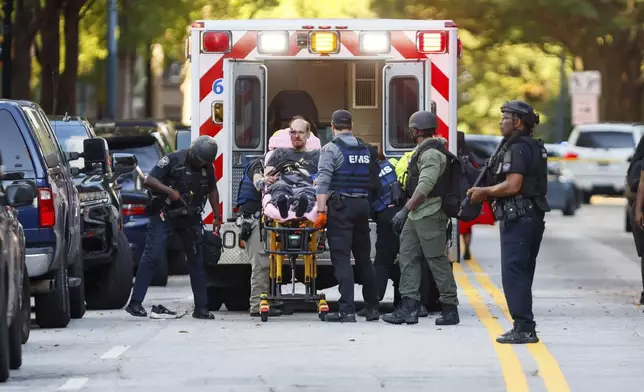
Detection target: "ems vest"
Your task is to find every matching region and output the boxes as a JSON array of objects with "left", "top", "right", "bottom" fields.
[
  {"left": 495, "top": 135, "right": 549, "bottom": 207},
  {"left": 235, "top": 159, "right": 262, "bottom": 208},
  {"left": 371, "top": 160, "right": 398, "bottom": 213},
  {"left": 329, "top": 138, "right": 372, "bottom": 195}
]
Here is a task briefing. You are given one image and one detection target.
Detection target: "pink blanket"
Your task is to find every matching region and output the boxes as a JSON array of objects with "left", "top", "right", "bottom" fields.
[{"left": 262, "top": 194, "right": 319, "bottom": 222}]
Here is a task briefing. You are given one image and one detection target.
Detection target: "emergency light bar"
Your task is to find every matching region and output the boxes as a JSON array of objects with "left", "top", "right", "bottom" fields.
[
  {"left": 309, "top": 31, "right": 339, "bottom": 54},
  {"left": 201, "top": 31, "right": 231, "bottom": 53},
  {"left": 416, "top": 31, "right": 447, "bottom": 54},
  {"left": 359, "top": 31, "right": 390, "bottom": 54},
  {"left": 257, "top": 31, "right": 289, "bottom": 54}
]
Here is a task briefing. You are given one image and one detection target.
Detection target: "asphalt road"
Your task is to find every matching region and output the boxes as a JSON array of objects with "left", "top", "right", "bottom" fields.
[{"left": 4, "top": 198, "right": 644, "bottom": 392}]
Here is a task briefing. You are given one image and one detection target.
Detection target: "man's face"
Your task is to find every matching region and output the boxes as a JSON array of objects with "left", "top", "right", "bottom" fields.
[
  {"left": 499, "top": 112, "right": 516, "bottom": 138},
  {"left": 289, "top": 119, "right": 309, "bottom": 149}
]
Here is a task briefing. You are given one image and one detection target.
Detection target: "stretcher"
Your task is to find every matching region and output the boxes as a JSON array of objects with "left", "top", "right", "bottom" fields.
[{"left": 259, "top": 196, "right": 329, "bottom": 322}]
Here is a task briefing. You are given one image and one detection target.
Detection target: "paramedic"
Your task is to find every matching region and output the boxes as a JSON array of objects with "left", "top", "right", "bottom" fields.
[
  {"left": 314, "top": 109, "right": 380, "bottom": 322},
  {"left": 467, "top": 100, "right": 549, "bottom": 344},
  {"left": 382, "top": 111, "right": 460, "bottom": 326},
  {"left": 125, "top": 136, "right": 219, "bottom": 320},
  {"left": 236, "top": 158, "right": 283, "bottom": 318},
  {"left": 263, "top": 119, "right": 320, "bottom": 218}
]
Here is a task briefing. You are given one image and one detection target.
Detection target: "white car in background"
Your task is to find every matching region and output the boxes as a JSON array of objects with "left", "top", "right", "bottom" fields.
[{"left": 564, "top": 123, "right": 644, "bottom": 203}]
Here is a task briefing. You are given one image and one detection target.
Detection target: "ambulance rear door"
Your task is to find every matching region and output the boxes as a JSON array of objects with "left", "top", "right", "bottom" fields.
[
  {"left": 223, "top": 59, "right": 267, "bottom": 217},
  {"left": 382, "top": 61, "right": 429, "bottom": 156}
]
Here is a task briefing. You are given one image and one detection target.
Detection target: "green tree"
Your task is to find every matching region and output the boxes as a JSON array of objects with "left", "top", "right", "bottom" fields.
[{"left": 371, "top": 0, "right": 644, "bottom": 123}]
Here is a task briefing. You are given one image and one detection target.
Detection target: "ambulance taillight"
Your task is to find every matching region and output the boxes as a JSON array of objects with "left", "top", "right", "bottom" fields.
[
  {"left": 310, "top": 31, "right": 339, "bottom": 54},
  {"left": 201, "top": 31, "right": 231, "bottom": 53},
  {"left": 416, "top": 31, "right": 447, "bottom": 54}
]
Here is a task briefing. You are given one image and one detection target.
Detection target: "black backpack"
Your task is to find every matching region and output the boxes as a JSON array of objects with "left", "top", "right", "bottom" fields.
[{"left": 407, "top": 141, "right": 482, "bottom": 221}]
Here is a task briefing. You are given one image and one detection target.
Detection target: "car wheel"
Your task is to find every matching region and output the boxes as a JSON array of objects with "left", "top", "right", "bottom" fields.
[
  {"left": 0, "top": 265, "right": 11, "bottom": 382},
  {"left": 20, "top": 265, "right": 30, "bottom": 344},
  {"left": 207, "top": 287, "right": 224, "bottom": 312},
  {"left": 34, "top": 260, "right": 71, "bottom": 329},
  {"left": 69, "top": 251, "right": 86, "bottom": 319},
  {"left": 223, "top": 287, "right": 250, "bottom": 312},
  {"left": 85, "top": 230, "right": 134, "bottom": 310}
]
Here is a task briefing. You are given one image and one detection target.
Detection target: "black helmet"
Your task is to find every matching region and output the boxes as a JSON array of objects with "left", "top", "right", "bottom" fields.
[
  {"left": 501, "top": 100, "right": 540, "bottom": 127},
  {"left": 408, "top": 111, "right": 438, "bottom": 132},
  {"left": 189, "top": 135, "right": 218, "bottom": 166}
]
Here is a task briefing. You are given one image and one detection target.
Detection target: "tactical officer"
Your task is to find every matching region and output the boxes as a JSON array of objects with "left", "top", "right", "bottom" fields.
[
  {"left": 383, "top": 110, "right": 460, "bottom": 326},
  {"left": 125, "top": 135, "right": 220, "bottom": 320},
  {"left": 467, "top": 100, "right": 549, "bottom": 344},
  {"left": 314, "top": 109, "right": 380, "bottom": 322}
]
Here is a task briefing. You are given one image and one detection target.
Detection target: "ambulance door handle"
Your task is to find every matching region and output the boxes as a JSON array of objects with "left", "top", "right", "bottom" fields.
[{"left": 247, "top": 154, "right": 264, "bottom": 159}]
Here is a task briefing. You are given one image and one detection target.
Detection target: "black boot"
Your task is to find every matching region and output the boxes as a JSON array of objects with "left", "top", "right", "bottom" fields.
[
  {"left": 382, "top": 298, "right": 420, "bottom": 325},
  {"left": 294, "top": 194, "right": 309, "bottom": 217},
  {"left": 496, "top": 328, "right": 539, "bottom": 344},
  {"left": 324, "top": 311, "right": 356, "bottom": 323},
  {"left": 418, "top": 305, "right": 429, "bottom": 318},
  {"left": 276, "top": 195, "right": 289, "bottom": 218},
  {"left": 125, "top": 301, "right": 147, "bottom": 317},
  {"left": 435, "top": 304, "right": 459, "bottom": 325},
  {"left": 357, "top": 307, "right": 379, "bottom": 321},
  {"left": 192, "top": 307, "right": 215, "bottom": 319}
]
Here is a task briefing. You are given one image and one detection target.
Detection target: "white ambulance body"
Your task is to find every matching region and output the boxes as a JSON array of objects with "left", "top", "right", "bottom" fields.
[{"left": 185, "top": 19, "right": 461, "bottom": 309}]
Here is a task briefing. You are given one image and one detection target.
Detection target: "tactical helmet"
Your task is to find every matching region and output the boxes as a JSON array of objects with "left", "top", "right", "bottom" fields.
[
  {"left": 501, "top": 100, "right": 540, "bottom": 127},
  {"left": 189, "top": 135, "right": 218, "bottom": 166},
  {"left": 408, "top": 111, "right": 438, "bottom": 132}
]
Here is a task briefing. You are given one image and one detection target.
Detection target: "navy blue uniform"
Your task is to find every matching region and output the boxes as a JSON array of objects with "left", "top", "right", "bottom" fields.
[
  {"left": 130, "top": 150, "right": 216, "bottom": 310},
  {"left": 494, "top": 136, "right": 548, "bottom": 333}
]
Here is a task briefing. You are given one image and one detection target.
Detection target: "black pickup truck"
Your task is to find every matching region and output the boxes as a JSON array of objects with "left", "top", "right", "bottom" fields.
[{"left": 48, "top": 115, "right": 136, "bottom": 310}]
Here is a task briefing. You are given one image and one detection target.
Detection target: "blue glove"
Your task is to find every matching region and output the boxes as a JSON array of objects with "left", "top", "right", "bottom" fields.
[{"left": 391, "top": 206, "right": 409, "bottom": 236}]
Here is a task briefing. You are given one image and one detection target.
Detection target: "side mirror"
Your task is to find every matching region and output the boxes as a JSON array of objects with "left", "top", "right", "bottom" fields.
[
  {"left": 67, "top": 151, "right": 80, "bottom": 161},
  {"left": 112, "top": 153, "right": 138, "bottom": 175},
  {"left": 83, "top": 138, "right": 109, "bottom": 165},
  {"left": 5, "top": 183, "right": 36, "bottom": 208},
  {"left": 70, "top": 167, "right": 81, "bottom": 176}
]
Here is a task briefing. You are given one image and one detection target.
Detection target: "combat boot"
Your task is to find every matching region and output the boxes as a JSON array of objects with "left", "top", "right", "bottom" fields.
[
  {"left": 382, "top": 298, "right": 420, "bottom": 325},
  {"left": 435, "top": 304, "right": 459, "bottom": 325},
  {"left": 496, "top": 328, "right": 539, "bottom": 344}
]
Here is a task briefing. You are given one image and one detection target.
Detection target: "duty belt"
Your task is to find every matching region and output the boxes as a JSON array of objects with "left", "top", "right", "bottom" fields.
[{"left": 493, "top": 196, "right": 537, "bottom": 222}]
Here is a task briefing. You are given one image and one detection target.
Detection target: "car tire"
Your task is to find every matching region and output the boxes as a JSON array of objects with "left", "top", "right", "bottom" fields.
[
  {"left": 34, "top": 260, "right": 71, "bottom": 329},
  {"left": 86, "top": 230, "right": 134, "bottom": 310},
  {"left": 206, "top": 287, "right": 224, "bottom": 311},
  {"left": 223, "top": 287, "right": 250, "bottom": 312},
  {"left": 151, "top": 255, "right": 169, "bottom": 287},
  {"left": 0, "top": 265, "right": 11, "bottom": 382},
  {"left": 20, "top": 265, "right": 30, "bottom": 344},
  {"left": 562, "top": 199, "right": 576, "bottom": 216},
  {"left": 8, "top": 293, "right": 22, "bottom": 370},
  {"left": 69, "top": 252, "right": 86, "bottom": 319}
]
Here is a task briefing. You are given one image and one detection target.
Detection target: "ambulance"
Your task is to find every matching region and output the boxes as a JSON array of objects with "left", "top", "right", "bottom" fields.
[{"left": 184, "top": 18, "right": 462, "bottom": 311}]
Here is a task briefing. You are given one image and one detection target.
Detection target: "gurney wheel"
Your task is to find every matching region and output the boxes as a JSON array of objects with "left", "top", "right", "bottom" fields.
[
  {"left": 318, "top": 311, "right": 328, "bottom": 321},
  {"left": 260, "top": 312, "right": 269, "bottom": 322}
]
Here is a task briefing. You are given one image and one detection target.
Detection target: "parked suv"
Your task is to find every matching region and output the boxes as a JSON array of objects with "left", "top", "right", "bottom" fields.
[
  {"left": 48, "top": 115, "right": 137, "bottom": 310},
  {"left": 0, "top": 152, "right": 36, "bottom": 382},
  {"left": 0, "top": 100, "right": 107, "bottom": 329}
]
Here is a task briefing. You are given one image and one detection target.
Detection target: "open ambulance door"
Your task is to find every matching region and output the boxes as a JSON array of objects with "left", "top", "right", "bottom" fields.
[
  {"left": 382, "top": 61, "right": 428, "bottom": 156},
  {"left": 223, "top": 59, "right": 267, "bottom": 218}
]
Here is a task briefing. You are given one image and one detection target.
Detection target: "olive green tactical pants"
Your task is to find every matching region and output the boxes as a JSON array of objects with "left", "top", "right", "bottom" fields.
[
  {"left": 398, "top": 213, "right": 459, "bottom": 306},
  {"left": 246, "top": 222, "right": 270, "bottom": 313}
]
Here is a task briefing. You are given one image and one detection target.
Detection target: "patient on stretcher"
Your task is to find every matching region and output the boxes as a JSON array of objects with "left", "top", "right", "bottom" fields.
[{"left": 259, "top": 117, "right": 321, "bottom": 221}]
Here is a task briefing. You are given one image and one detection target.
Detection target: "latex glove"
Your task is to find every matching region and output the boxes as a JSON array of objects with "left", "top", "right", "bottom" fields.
[
  {"left": 314, "top": 212, "right": 327, "bottom": 228},
  {"left": 391, "top": 207, "right": 409, "bottom": 236}
]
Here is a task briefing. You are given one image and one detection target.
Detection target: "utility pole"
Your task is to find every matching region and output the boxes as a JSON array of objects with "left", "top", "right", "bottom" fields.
[
  {"left": 2, "top": 0, "right": 13, "bottom": 98},
  {"left": 556, "top": 54, "right": 567, "bottom": 142},
  {"left": 106, "top": 0, "right": 118, "bottom": 118}
]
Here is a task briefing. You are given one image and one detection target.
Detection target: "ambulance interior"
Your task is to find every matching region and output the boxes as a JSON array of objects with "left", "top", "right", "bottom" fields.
[{"left": 233, "top": 59, "right": 420, "bottom": 153}]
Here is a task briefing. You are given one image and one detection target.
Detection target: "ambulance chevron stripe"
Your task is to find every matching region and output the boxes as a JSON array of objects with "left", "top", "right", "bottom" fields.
[{"left": 197, "top": 29, "right": 455, "bottom": 224}]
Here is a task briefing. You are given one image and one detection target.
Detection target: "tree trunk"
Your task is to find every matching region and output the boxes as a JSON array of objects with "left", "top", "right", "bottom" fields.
[
  {"left": 57, "top": 0, "right": 85, "bottom": 115},
  {"left": 38, "top": 0, "right": 63, "bottom": 114},
  {"left": 11, "top": 0, "right": 40, "bottom": 100}
]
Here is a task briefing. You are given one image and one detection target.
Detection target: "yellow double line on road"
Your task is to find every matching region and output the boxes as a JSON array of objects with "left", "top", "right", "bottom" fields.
[{"left": 454, "top": 256, "right": 570, "bottom": 392}]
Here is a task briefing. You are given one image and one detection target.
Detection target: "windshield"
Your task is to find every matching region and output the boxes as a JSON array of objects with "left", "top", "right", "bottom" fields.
[
  {"left": 50, "top": 122, "right": 89, "bottom": 169},
  {"left": 110, "top": 144, "right": 162, "bottom": 173},
  {"left": 176, "top": 131, "right": 192, "bottom": 150},
  {"left": 575, "top": 131, "right": 635, "bottom": 149}
]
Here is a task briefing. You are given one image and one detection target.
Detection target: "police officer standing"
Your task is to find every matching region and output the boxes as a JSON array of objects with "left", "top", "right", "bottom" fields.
[
  {"left": 314, "top": 110, "right": 380, "bottom": 322},
  {"left": 125, "top": 136, "right": 220, "bottom": 320},
  {"left": 467, "top": 100, "right": 549, "bottom": 344},
  {"left": 383, "top": 111, "right": 460, "bottom": 326}
]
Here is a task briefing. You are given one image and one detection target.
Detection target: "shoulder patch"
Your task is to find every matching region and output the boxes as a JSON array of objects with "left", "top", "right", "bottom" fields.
[{"left": 157, "top": 156, "right": 170, "bottom": 167}]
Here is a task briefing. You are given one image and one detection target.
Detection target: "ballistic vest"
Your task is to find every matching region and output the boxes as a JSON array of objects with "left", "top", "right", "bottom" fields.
[
  {"left": 371, "top": 160, "right": 398, "bottom": 213},
  {"left": 329, "top": 138, "right": 372, "bottom": 195},
  {"left": 235, "top": 159, "right": 262, "bottom": 207}
]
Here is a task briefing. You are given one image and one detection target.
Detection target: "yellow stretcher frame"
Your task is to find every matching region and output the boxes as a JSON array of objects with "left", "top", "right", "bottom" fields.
[{"left": 259, "top": 216, "right": 329, "bottom": 322}]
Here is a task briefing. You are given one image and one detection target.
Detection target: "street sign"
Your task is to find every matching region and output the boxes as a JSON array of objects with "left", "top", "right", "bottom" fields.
[
  {"left": 571, "top": 94, "right": 599, "bottom": 125},
  {"left": 569, "top": 71, "right": 602, "bottom": 95}
]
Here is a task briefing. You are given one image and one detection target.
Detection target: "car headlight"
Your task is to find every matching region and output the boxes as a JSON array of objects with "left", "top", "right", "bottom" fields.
[{"left": 79, "top": 191, "right": 109, "bottom": 204}]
